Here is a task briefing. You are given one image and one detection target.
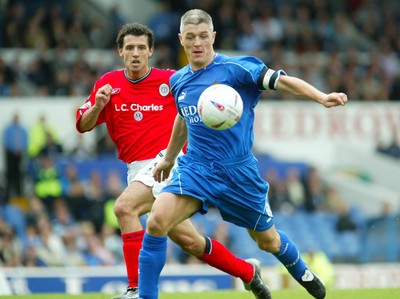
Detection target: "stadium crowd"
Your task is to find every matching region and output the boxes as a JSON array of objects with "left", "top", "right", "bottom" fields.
[
  {"left": 0, "top": 0, "right": 399, "bottom": 99},
  {"left": 1, "top": 0, "right": 400, "bottom": 268}
]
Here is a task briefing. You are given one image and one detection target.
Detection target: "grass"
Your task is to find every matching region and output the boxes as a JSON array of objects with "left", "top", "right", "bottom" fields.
[{"left": 2, "top": 288, "right": 400, "bottom": 299}]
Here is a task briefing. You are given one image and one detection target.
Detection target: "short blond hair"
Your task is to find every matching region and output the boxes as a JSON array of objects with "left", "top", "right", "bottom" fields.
[{"left": 180, "top": 9, "right": 214, "bottom": 33}]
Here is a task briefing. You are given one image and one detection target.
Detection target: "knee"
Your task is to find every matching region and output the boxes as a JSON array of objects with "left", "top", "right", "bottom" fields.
[
  {"left": 113, "top": 195, "right": 137, "bottom": 219},
  {"left": 256, "top": 232, "right": 281, "bottom": 253},
  {"left": 146, "top": 213, "right": 169, "bottom": 236}
]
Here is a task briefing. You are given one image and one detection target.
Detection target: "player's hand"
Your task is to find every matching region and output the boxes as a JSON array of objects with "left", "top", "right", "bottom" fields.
[
  {"left": 95, "top": 84, "right": 112, "bottom": 109},
  {"left": 153, "top": 158, "right": 175, "bottom": 183},
  {"left": 322, "top": 92, "right": 348, "bottom": 108}
]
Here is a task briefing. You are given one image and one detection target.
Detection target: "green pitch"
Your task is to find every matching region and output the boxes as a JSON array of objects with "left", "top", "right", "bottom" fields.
[{"left": 1, "top": 289, "right": 400, "bottom": 299}]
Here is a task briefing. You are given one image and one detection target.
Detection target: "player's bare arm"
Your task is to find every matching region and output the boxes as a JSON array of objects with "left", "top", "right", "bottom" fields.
[
  {"left": 153, "top": 115, "right": 188, "bottom": 183},
  {"left": 78, "top": 84, "right": 112, "bottom": 132},
  {"left": 277, "top": 75, "right": 348, "bottom": 108}
]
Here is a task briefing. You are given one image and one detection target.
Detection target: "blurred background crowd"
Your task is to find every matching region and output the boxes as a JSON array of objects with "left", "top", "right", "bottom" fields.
[
  {"left": 1, "top": 0, "right": 400, "bottom": 274},
  {"left": 0, "top": 0, "right": 399, "bottom": 100}
]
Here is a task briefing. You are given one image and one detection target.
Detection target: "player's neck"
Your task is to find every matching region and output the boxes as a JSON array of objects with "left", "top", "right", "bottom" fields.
[
  {"left": 190, "top": 52, "right": 216, "bottom": 71},
  {"left": 125, "top": 67, "right": 151, "bottom": 81}
]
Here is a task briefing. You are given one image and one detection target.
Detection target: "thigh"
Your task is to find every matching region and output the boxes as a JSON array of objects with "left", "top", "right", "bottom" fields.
[
  {"left": 147, "top": 193, "right": 202, "bottom": 235},
  {"left": 116, "top": 181, "right": 154, "bottom": 215}
]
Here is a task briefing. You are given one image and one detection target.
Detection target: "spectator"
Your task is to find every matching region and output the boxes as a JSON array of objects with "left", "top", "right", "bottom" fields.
[
  {"left": 147, "top": 2, "right": 180, "bottom": 66},
  {"left": 34, "top": 216, "right": 67, "bottom": 266},
  {"left": 50, "top": 68, "right": 72, "bottom": 96},
  {"left": 28, "top": 114, "right": 60, "bottom": 159},
  {"left": 235, "top": 10, "right": 262, "bottom": 54},
  {"left": 368, "top": 202, "right": 397, "bottom": 226},
  {"left": 25, "top": 195, "right": 48, "bottom": 227},
  {"left": 213, "top": 0, "right": 237, "bottom": 50},
  {"left": 101, "top": 224, "right": 123, "bottom": 264},
  {"left": 51, "top": 197, "right": 77, "bottom": 237},
  {"left": 0, "top": 173, "right": 6, "bottom": 204},
  {"left": 2, "top": 112, "right": 28, "bottom": 200},
  {"left": 252, "top": 3, "right": 284, "bottom": 48},
  {"left": 78, "top": 221, "right": 116, "bottom": 266},
  {"left": 101, "top": 170, "right": 125, "bottom": 233},
  {"left": 264, "top": 168, "right": 290, "bottom": 212},
  {"left": 0, "top": 203, "right": 26, "bottom": 242},
  {"left": 335, "top": 204, "right": 358, "bottom": 233},
  {"left": 26, "top": 56, "right": 54, "bottom": 93},
  {"left": 302, "top": 166, "right": 327, "bottom": 212},
  {"left": 62, "top": 229, "right": 87, "bottom": 267},
  {"left": 68, "top": 134, "right": 93, "bottom": 160},
  {"left": 33, "top": 155, "right": 63, "bottom": 213},
  {"left": 0, "top": 73, "right": 10, "bottom": 96},
  {"left": 21, "top": 245, "right": 46, "bottom": 267},
  {"left": 39, "top": 132, "right": 64, "bottom": 159},
  {"left": 61, "top": 164, "right": 87, "bottom": 221},
  {"left": 1, "top": 1, "right": 25, "bottom": 47},
  {"left": 23, "top": 7, "right": 49, "bottom": 49},
  {"left": 0, "top": 58, "right": 16, "bottom": 96},
  {"left": 389, "top": 75, "right": 400, "bottom": 100},
  {"left": 0, "top": 218, "right": 22, "bottom": 266},
  {"left": 83, "top": 170, "right": 106, "bottom": 232},
  {"left": 95, "top": 129, "right": 117, "bottom": 156},
  {"left": 285, "top": 167, "right": 306, "bottom": 210},
  {"left": 375, "top": 126, "right": 400, "bottom": 159},
  {"left": 384, "top": 127, "right": 400, "bottom": 159}
]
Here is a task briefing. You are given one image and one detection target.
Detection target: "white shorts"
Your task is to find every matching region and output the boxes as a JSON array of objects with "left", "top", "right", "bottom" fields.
[{"left": 127, "top": 150, "right": 180, "bottom": 198}]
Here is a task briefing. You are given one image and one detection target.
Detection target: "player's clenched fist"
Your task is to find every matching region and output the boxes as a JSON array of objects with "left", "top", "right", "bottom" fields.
[
  {"left": 323, "top": 92, "right": 348, "bottom": 108},
  {"left": 95, "top": 84, "right": 112, "bottom": 108}
]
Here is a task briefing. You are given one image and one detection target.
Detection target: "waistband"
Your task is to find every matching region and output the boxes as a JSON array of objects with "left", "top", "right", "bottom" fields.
[{"left": 187, "top": 151, "right": 254, "bottom": 169}]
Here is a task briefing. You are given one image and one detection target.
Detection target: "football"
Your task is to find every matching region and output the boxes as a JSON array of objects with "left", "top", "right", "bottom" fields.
[{"left": 197, "top": 84, "right": 243, "bottom": 130}]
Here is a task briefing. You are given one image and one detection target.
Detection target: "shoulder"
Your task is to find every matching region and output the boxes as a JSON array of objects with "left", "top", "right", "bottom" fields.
[
  {"left": 170, "top": 65, "right": 190, "bottom": 86},
  {"left": 216, "top": 54, "right": 265, "bottom": 67},
  {"left": 98, "top": 69, "right": 124, "bottom": 83}
]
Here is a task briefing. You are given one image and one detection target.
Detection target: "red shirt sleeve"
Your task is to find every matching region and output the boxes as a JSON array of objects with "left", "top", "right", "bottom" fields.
[{"left": 75, "top": 79, "right": 106, "bottom": 133}]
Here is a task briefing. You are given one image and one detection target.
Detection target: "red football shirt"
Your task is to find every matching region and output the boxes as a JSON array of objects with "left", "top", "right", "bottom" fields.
[{"left": 76, "top": 68, "right": 178, "bottom": 163}]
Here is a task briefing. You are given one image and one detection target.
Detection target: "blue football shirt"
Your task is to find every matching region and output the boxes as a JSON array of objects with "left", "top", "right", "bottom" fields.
[{"left": 170, "top": 53, "right": 267, "bottom": 161}]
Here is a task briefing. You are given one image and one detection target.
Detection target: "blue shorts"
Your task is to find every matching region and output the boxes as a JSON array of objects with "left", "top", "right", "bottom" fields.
[{"left": 161, "top": 153, "right": 274, "bottom": 231}]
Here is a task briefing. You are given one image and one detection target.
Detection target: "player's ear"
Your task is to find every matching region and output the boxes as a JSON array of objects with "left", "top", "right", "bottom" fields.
[
  {"left": 117, "top": 47, "right": 123, "bottom": 57},
  {"left": 149, "top": 47, "right": 154, "bottom": 58},
  {"left": 178, "top": 33, "right": 183, "bottom": 46},
  {"left": 211, "top": 31, "right": 216, "bottom": 45}
]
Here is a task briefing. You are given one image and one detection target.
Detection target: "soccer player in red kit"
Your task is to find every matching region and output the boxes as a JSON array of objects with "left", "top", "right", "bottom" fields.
[{"left": 76, "top": 23, "right": 271, "bottom": 299}]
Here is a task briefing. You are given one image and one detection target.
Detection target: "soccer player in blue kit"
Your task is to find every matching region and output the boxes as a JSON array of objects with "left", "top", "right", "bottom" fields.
[{"left": 138, "top": 9, "right": 348, "bottom": 299}]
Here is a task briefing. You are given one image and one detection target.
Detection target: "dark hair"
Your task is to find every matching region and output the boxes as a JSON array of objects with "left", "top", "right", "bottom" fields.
[{"left": 116, "top": 23, "right": 154, "bottom": 50}]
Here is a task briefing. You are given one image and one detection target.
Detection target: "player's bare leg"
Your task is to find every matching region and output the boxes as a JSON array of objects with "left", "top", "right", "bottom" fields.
[{"left": 112, "top": 182, "right": 154, "bottom": 299}]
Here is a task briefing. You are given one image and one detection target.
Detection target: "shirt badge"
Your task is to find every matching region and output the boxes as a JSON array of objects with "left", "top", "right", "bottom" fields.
[{"left": 159, "top": 84, "right": 170, "bottom": 97}]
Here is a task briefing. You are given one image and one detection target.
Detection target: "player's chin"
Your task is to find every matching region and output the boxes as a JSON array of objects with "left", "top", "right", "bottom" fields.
[
  {"left": 191, "top": 52, "right": 204, "bottom": 60},
  {"left": 130, "top": 63, "right": 142, "bottom": 70}
]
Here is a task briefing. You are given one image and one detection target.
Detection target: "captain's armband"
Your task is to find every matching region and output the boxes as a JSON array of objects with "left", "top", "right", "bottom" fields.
[{"left": 262, "top": 68, "right": 287, "bottom": 90}]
